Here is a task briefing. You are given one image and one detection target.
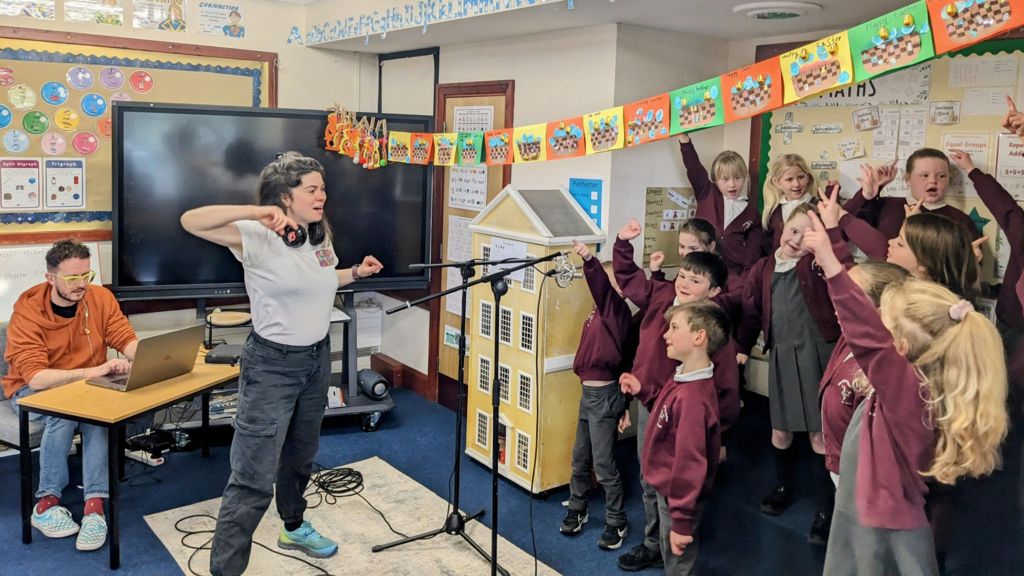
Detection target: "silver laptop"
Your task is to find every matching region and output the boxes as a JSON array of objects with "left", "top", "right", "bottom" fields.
[{"left": 86, "top": 325, "right": 205, "bottom": 392}]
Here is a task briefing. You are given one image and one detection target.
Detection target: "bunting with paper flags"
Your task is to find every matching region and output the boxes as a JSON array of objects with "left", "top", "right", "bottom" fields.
[
  {"left": 485, "top": 128, "right": 513, "bottom": 165},
  {"left": 457, "top": 131, "right": 484, "bottom": 165},
  {"left": 928, "top": 0, "right": 1023, "bottom": 54},
  {"left": 780, "top": 32, "right": 855, "bottom": 104},
  {"left": 546, "top": 116, "right": 586, "bottom": 159},
  {"left": 328, "top": 0, "right": 1024, "bottom": 167},
  {"left": 583, "top": 107, "right": 624, "bottom": 155},
  {"left": 671, "top": 79, "right": 725, "bottom": 134},
  {"left": 625, "top": 94, "right": 671, "bottom": 147},
  {"left": 850, "top": 0, "right": 935, "bottom": 80},
  {"left": 722, "top": 58, "right": 783, "bottom": 123},
  {"left": 434, "top": 133, "right": 457, "bottom": 166}
]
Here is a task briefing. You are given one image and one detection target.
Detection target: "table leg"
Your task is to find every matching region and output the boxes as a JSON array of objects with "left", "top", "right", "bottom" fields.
[
  {"left": 118, "top": 426, "right": 127, "bottom": 481},
  {"left": 20, "top": 409, "right": 32, "bottom": 545},
  {"left": 201, "top": 392, "right": 210, "bottom": 458},
  {"left": 108, "top": 424, "right": 121, "bottom": 570}
]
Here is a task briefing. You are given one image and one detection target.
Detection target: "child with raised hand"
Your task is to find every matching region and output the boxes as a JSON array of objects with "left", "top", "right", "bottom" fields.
[
  {"left": 678, "top": 134, "right": 762, "bottom": 287},
  {"left": 841, "top": 147, "right": 981, "bottom": 242},
  {"left": 948, "top": 145, "right": 1024, "bottom": 356},
  {"left": 619, "top": 301, "right": 730, "bottom": 576},
  {"left": 818, "top": 261, "right": 910, "bottom": 487},
  {"left": 561, "top": 240, "right": 632, "bottom": 550},
  {"left": 801, "top": 211, "right": 1008, "bottom": 576},
  {"left": 740, "top": 197, "right": 853, "bottom": 545},
  {"left": 761, "top": 154, "right": 816, "bottom": 253},
  {"left": 613, "top": 218, "right": 737, "bottom": 571}
]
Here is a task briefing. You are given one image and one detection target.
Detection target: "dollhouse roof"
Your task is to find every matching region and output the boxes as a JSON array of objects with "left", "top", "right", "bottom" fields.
[{"left": 468, "top": 185, "right": 606, "bottom": 246}]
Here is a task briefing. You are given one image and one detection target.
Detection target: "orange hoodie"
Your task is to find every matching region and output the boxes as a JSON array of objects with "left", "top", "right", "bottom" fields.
[{"left": 3, "top": 282, "right": 137, "bottom": 399}]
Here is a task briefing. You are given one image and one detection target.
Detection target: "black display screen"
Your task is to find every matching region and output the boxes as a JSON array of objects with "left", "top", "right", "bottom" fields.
[{"left": 112, "top": 103, "right": 432, "bottom": 299}]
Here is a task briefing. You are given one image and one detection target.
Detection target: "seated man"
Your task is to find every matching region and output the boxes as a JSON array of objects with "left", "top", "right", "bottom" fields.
[{"left": 2, "top": 240, "right": 138, "bottom": 552}]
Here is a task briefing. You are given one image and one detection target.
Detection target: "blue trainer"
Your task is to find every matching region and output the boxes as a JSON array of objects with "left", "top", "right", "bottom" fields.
[
  {"left": 31, "top": 505, "right": 79, "bottom": 539},
  {"left": 76, "top": 513, "right": 107, "bottom": 551},
  {"left": 277, "top": 521, "right": 338, "bottom": 558}
]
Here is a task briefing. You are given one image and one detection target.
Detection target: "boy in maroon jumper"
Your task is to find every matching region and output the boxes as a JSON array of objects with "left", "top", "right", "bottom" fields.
[
  {"left": 561, "top": 241, "right": 631, "bottom": 550},
  {"left": 842, "top": 148, "right": 981, "bottom": 242},
  {"left": 614, "top": 220, "right": 739, "bottom": 572},
  {"left": 677, "top": 134, "right": 762, "bottom": 290},
  {"left": 620, "top": 302, "right": 728, "bottom": 576}
]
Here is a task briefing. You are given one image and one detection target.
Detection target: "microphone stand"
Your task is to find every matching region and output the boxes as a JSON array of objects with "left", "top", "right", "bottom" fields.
[{"left": 375, "top": 252, "right": 562, "bottom": 576}]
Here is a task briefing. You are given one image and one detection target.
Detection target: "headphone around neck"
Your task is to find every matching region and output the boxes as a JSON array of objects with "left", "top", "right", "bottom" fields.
[{"left": 281, "top": 222, "right": 325, "bottom": 248}]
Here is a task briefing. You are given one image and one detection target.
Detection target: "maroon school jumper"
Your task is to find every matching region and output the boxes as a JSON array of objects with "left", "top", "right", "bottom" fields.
[
  {"left": 614, "top": 238, "right": 680, "bottom": 398},
  {"left": 635, "top": 369, "right": 720, "bottom": 537},
  {"left": 738, "top": 228, "right": 853, "bottom": 355},
  {"left": 818, "top": 335, "right": 867, "bottom": 475},
  {"left": 679, "top": 140, "right": 762, "bottom": 291},
  {"left": 826, "top": 269, "right": 935, "bottom": 529},
  {"left": 573, "top": 257, "right": 635, "bottom": 382},
  {"left": 843, "top": 191, "right": 981, "bottom": 241},
  {"left": 969, "top": 168, "right": 1024, "bottom": 330},
  {"left": 645, "top": 270, "right": 740, "bottom": 430}
]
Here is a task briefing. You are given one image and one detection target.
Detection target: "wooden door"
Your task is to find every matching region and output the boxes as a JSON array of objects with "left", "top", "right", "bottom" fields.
[{"left": 429, "top": 82, "right": 513, "bottom": 409}]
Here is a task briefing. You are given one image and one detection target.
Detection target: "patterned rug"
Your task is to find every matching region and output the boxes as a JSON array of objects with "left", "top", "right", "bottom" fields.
[{"left": 144, "top": 456, "right": 560, "bottom": 575}]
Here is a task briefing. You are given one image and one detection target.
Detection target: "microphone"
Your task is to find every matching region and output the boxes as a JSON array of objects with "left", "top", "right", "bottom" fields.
[
  {"left": 548, "top": 254, "right": 579, "bottom": 288},
  {"left": 408, "top": 263, "right": 426, "bottom": 270}
]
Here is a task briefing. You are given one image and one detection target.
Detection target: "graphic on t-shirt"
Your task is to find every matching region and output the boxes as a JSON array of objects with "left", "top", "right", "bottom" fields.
[{"left": 315, "top": 248, "right": 336, "bottom": 268}]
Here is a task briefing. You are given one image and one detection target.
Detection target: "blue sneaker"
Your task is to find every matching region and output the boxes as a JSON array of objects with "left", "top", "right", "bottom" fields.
[
  {"left": 76, "top": 513, "right": 107, "bottom": 551},
  {"left": 31, "top": 505, "right": 79, "bottom": 538},
  {"left": 277, "top": 521, "right": 338, "bottom": 558}
]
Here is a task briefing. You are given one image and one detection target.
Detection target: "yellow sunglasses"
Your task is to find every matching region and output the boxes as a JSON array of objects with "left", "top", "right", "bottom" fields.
[{"left": 49, "top": 270, "right": 96, "bottom": 284}]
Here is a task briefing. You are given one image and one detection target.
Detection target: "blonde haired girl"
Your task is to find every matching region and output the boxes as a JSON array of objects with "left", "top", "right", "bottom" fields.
[{"left": 762, "top": 154, "right": 816, "bottom": 252}]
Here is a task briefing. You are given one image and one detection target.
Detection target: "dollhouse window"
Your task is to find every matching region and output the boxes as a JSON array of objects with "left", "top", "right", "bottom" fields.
[
  {"left": 498, "top": 364, "right": 511, "bottom": 404},
  {"left": 499, "top": 306, "right": 513, "bottom": 345},
  {"left": 522, "top": 254, "right": 536, "bottom": 292},
  {"left": 478, "top": 356, "right": 492, "bottom": 393},
  {"left": 476, "top": 410, "right": 489, "bottom": 449},
  {"left": 479, "top": 300, "right": 493, "bottom": 339},
  {"left": 518, "top": 371, "right": 533, "bottom": 414},
  {"left": 481, "top": 245, "right": 491, "bottom": 276},
  {"left": 519, "top": 312, "right": 535, "bottom": 352},
  {"left": 515, "top": 430, "right": 531, "bottom": 473}
]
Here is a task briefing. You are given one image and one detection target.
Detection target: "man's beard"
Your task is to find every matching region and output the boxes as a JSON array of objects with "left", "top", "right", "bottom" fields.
[{"left": 56, "top": 285, "right": 85, "bottom": 303}]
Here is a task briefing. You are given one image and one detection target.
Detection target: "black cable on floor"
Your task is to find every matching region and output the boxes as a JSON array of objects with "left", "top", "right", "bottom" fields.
[
  {"left": 173, "top": 513, "right": 334, "bottom": 576},
  {"left": 306, "top": 463, "right": 411, "bottom": 540}
]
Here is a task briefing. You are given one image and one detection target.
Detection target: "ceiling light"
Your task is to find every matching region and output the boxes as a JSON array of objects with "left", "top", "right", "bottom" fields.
[{"left": 733, "top": 2, "right": 822, "bottom": 20}]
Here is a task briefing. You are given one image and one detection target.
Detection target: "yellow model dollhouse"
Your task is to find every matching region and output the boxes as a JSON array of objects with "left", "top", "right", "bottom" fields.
[{"left": 465, "top": 185, "right": 605, "bottom": 493}]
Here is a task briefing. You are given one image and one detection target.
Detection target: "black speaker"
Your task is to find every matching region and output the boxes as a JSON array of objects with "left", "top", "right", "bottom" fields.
[{"left": 357, "top": 369, "right": 390, "bottom": 400}]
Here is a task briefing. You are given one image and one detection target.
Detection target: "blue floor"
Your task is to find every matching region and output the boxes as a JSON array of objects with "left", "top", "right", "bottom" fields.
[{"left": 2, "top": 387, "right": 1022, "bottom": 575}]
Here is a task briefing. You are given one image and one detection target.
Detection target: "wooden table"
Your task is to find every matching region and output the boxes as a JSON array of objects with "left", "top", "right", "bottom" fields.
[{"left": 17, "top": 358, "right": 239, "bottom": 570}]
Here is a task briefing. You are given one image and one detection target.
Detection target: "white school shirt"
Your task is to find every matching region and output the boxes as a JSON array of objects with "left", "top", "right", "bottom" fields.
[
  {"left": 673, "top": 363, "right": 715, "bottom": 382},
  {"left": 779, "top": 194, "right": 812, "bottom": 224},
  {"left": 723, "top": 196, "right": 749, "bottom": 229},
  {"left": 230, "top": 220, "right": 339, "bottom": 346}
]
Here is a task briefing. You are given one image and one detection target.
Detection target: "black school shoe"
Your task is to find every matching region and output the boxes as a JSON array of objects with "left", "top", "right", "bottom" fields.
[
  {"left": 759, "top": 484, "right": 795, "bottom": 516},
  {"left": 559, "top": 508, "right": 588, "bottom": 535},
  {"left": 598, "top": 524, "right": 628, "bottom": 550},
  {"left": 617, "top": 544, "right": 663, "bottom": 571},
  {"left": 808, "top": 510, "right": 831, "bottom": 546}
]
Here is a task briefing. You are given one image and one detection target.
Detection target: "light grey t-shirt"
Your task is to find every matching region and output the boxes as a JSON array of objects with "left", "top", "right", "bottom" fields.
[{"left": 230, "top": 220, "right": 339, "bottom": 346}]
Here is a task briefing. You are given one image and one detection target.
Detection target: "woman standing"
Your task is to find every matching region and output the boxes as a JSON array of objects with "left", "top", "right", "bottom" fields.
[{"left": 181, "top": 152, "right": 382, "bottom": 575}]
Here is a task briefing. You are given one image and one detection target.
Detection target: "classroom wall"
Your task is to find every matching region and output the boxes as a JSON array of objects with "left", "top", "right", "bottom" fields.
[{"left": 0, "top": 0, "right": 364, "bottom": 110}]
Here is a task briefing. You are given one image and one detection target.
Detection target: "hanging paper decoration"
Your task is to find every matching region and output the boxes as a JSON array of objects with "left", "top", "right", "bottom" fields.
[
  {"left": 410, "top": 133, "right": 433, "bottom": 165},
  {"left": 780, "top": 32, "right": 855, "bottom": 104},
  {"left": 670, "top": 79, "right": 725, "bottom": 134},
  {"left": 485, "top": 129, "right": 513, "bottom": 165},
  {"left": 513, "top": 123, "right": 548, "bottom": 163},
  {"left": 927, "top": 0, "right": 1022, "bottom": 55},
  {"left": 722, "top": 58, "right": 783, "bottom": 123},
  {"left": 624, "top": 94, "right": 670, "bottom": 147},
  {"left": 457, "top": 131, "right": 484, "bottom": 165},
  {"left": 583, "top": 107, "right": 624, "bottom": 155},
  {"left": 389, "top": 131, "right": 412, "bottom": 163},
  {"left": 851, "top": 1, "right": 934, "bottom": 80},
  {"left": 545, "top": 116, "right": 586, "bottom": 159},
  {"left": 434, "top": 133, "right": 457, "bottom": 166}
]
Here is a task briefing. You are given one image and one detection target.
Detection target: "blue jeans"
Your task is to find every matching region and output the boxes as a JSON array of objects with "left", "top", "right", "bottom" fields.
[
  {"left": 11, "top": 386, "right": 109, "bottom": 500},
  {"left": 210, "top": 332, "right": 331, "bottom": 576}
]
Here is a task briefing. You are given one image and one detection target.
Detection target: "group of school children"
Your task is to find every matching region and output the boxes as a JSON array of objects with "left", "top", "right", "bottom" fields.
[{"left": 561, "top": 98, "right": 1024, "bottom": 575}]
